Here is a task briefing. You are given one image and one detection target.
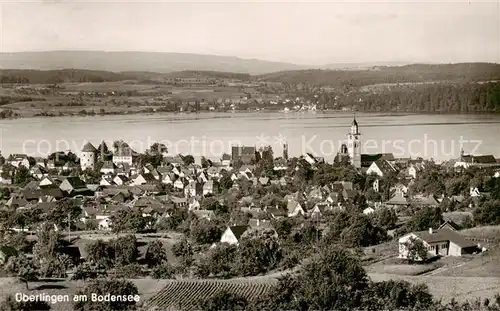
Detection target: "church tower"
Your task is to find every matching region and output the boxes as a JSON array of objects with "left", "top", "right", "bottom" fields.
[{"left": 347, "top": 116, "right": 361, "bottom": 168}]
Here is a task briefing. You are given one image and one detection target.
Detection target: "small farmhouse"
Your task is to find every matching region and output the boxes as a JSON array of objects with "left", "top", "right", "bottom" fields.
[{"left": 398, "top": 228, "right": 479, "bottom": 260}]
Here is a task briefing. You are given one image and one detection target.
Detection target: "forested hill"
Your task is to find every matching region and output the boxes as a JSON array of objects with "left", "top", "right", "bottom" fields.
[
  {"left": 257, "top": 63, "right": 500, "bottom": 87},
  {"left": 345, "top": 82, "right": 500, "bottom": 113}
]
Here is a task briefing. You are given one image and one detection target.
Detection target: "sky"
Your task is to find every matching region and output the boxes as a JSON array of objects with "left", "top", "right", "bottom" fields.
[{"left": 0, "top": 0, "right": 499, "bottom": 65}]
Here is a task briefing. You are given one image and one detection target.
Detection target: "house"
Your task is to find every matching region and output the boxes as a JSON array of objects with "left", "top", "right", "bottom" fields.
[
  {"left": 100, "top": 176, "right": 113, "bottom": 186},
  {"left": 454, "top": 152, "right": 498, "bottom": 169},
  {"left": 7, "top": 154, "right": 30, "bottom": 168},
  {"left": 264, "top": 206, "right": 287, "bottom": 219},
  {"left": 248, "top": 219, "right": 273, "bottom": 230},
  {"left": 391, "top": 183, "right": 409, "bottom": 195},
  {"left": 203, "top": 180, "right": 214, "bottom": 196},
  {"left": 361, "top": 153, "right": 395, "bottom": 168},
  {"left": 39, "top": 176, "right": 54, "bottom": 187},
  {"left": 412, "top": 195, "right": 440, "bottom": 207},
  {"left": 184, "top": 181, "right": 203, "bottom": 197},
  {"left": 188, "top": 197, "right": 201, "bottom": 211},
  {"left": 366, "top": 159, "right": 397, "bottom": 177},
  {"left": 469, "top": 186, "right": 485, "bottom": 198},
  {"left": 408, "top": 163, "right": 424, "bottom": 179},
  {"left": 34, "top": 157, "right": 46, "bottom": 168},
  {"left": 206, "top": 167, "right": 223, "bottom": 179},
  {"left": 174, "top": 178, "right": 188, "bottom": 190},
  {"left": 6, "top": 194, "right": 29, "bottom": 208},
  {"left": 221, "top": 153, "right": 231, "bottom": 167},
  {"left": 113, "top": 175, "right": 129, "bottom": 186},
  {"left": 239, "top": 165, "right": 255, "bottom": 176},
  {"left": 59, "top": 177, "right": 91, "bottom": 196},
  {"left": 162, "top": 172, "right": 176, "bottom": 185},
  {"left": 100, "top": 161, "right": 116, "bottom": 175},
  {"left": 231, "top": 146, "right": 256, "bottom": 164},
  {"left": 398, "top": 228, "right": 479, "bottom": 260},
  {"left": 30, "top": 166, "right": 46, "bottom": 179},
  {"left": 220, "top": 225, "right": 249, "bottom": 245},
  {"left": 133, "top": 173, "right": 156, "bottom": 186},
  {"left": 385, "top": 191, "right": 409, "bottom": 208},
  {"left": 309, "top": 203, "right": 331, "bottom": 219},
  {"left": 287, "top": 200, "right": 305, "bottom": 217},
  {"left": 438, "top": 220, "right": 461, "bottom": 231},
  {"left": 273, "top": 158, "right": 288, "bottom": 171},
  {"left": 112, "top": 146, "right": 134, "bottom": 165},
  {"left": 62, "top": 161, "right": 78, "bottom": 172},
  {"left": 192, "top": 210, "right": 216, "bottom": 221},
  {"left": 304, "top": 153, "right": 320, "bottom": 165}
]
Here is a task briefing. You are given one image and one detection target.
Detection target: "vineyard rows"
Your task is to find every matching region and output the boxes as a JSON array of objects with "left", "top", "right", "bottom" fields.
[{"left": 144, "top": 279, "right": 277, "bottom": 311}]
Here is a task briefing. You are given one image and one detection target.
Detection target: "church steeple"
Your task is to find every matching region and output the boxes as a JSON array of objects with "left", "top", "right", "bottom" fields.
[
  {"left": 350, "top": 114, "right": 360, "bottom": 135},
  {"left": 347, "top": 114, "right": 361, "bottom": 168}
]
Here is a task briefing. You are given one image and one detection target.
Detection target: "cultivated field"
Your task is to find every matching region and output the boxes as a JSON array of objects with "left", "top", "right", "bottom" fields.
[{"left": 144, "top": 279, "right": 276, "bottom": 311}]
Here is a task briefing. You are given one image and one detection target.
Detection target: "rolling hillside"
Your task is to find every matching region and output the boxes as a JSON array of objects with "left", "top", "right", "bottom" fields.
[
  {"left": 0, "top": 51, "right": 306, "bottom": 75},
  {"left": 257, "top": 63, "right": 500, "bottom": 87}
]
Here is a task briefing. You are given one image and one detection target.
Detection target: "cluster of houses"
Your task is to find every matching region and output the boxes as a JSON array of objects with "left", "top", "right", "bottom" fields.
[{"left": 1, "top": 118, "right": 499, "bottom": 260}]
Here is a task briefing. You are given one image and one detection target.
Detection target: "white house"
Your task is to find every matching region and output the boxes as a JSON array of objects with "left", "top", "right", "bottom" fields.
[
  {"left": 100, "top": 176, "right": 113, "bottom": 186},
  {"left": 113, "top": 175, "right": 129, "bottom": 186},
  {"left": 287, "top": 200, "right": 305, "bottom": 217},
  {"left": 100, "top": 161, "right": 116, "bottom": 175},
  {"left": 220, "top": 226, "right": 249, "bottom": 245},
  {"left": 366, "top": 159, "right": 397, "bottom": 177},
  {"left": 470, "top": 187, "right": 481, "bottom": 197},
  {"left": 203, "top": 180, "right": 214, "bottom": 196},
  {"left": 398, "top": 228, "right": 478, "bottom": 260},
  {"left": 112, "top": 147, "right": 133, "bottom": 165}
]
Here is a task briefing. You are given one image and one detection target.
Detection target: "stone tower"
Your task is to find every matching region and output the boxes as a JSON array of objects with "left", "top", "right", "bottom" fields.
[
  {"left": 283, "top": 143, "right": 289, "bottom": 160},
  {"left": 347, "top": 116, "right": 361, "bottom": 168},
  {"left": 81, "top": 142, "right": 98, "bottom": 170}
]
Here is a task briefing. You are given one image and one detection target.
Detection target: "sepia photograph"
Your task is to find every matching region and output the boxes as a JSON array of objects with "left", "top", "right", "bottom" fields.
[{"left": 0, "top": 0, "right": 499, "bottom": 310}]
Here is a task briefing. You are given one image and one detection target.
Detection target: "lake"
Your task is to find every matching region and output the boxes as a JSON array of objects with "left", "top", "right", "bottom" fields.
[{"left": 1, "top": 112, "right": 499, "bottom": 162}]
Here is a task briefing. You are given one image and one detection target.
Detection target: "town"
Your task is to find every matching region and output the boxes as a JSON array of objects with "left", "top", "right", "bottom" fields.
[{"left": 1, "top": 117, "right": 500, "bottom": 310}]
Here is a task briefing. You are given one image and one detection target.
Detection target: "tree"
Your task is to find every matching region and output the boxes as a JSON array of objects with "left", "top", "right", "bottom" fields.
[
  {"left": 172, "top": 238, "right": 194, "bottom": 267},
  {"left": 473, "top": 199, "right": 500, "bottom": 226},
  {"left": 13, "top": 166, "right": 32, "bottom": 186},
  {"left": 111, "top": 208, "right": 146, "bottom": 233},
  {"left": 145, "top": 240, "right": 167, "bottom": 268},
  {"left": 196, "top": 290, "right": 248, "bottom": 311},
  {"left": 73, "top": 279, "right": 139, "bottom": 311},
  {"left": 5, "top": 254, "right": 38, "bottom": 290},
  {"left": 181, "top": 154, "right": 195, "bottom": 166},
  {"left": 403, "top": 237, "right": 429, "bottom": 263},
  {"left": 255, "top": 245, "right": 368, "bottom": 310},
  {"left": 113, "top": 235, "right": 138, "bottom": 266},
  {"left": 340, "top": 214, "right": 387, "bottom": 247},
  {"left": 233, "top": 230, "right": 282, "bottom": 276},
  {"left": 373, "top": 207, "right": 398, "bottom": 230},
  {"left": 0, "top": 295, "right": 50, "bottom": 311},
  {"left": 189, "top": 218, "right": 223, "bottom": 245},
  {"left": 0, "top": 187, "right": 11, "bottom": 200},
  {"left": 201, "top": 156, "right": 212, "bottom": 168},
  {"left": 206, "top": 243, "right": 237, "bottom": 277},
  {"left": 47, "top": 198, "right": 81, "bottom": 230},
  {"left": 71, "top": 262, "right": 107, "bottom": 281},
  {"left": 362, "top": 280, "right": 434, "bottom": 310},
  {"left": 85, "top": 239, "right": 114, "bottom": 268}
]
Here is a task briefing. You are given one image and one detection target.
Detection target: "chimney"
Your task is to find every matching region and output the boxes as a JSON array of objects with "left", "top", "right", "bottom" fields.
[{"left": 429, "top": 228, "right": 433, "bottom": 234}]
